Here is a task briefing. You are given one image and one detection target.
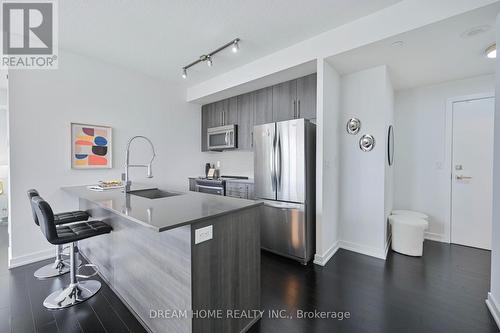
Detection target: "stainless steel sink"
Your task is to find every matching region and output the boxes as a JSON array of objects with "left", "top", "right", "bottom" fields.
[{"left": 128, "top": 188, "right": 181, "bottom": 199}]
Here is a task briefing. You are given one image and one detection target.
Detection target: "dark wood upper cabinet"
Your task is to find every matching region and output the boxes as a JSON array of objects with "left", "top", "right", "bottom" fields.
[
  {"left": 200, "top": 74, "right": 316, "bottom": 152},
  {"left": 296, "top": 73, "right": 317, "bottom": 120},
  {"left": 201, "top": 103, "right": 218, "bottom": 152},
  {"left": 254, "top": 87, "right": 273, "bottom": 125},
  {"left": 237, "top": 92, "right": 255, "bottom": 150},
  {"left": 204, "top": 103, "right": 219, "bottom": 128},
  {"left": 226, "top": 96, "right": 238, "bottom": 125},
  {"left": 213, "top": 100, "right": 226, "bottom": 126},
  {"left": 212, "top": 97, "right": 238, "bottom": 126},
  {"left": 272, "top": 79, "right": 297, "bottom": 122},
  {"left": 272, "top": 73, "right": 316, "bottom": 122}
]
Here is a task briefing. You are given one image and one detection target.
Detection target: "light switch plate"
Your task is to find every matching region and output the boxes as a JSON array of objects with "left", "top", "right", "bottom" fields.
[{"left": 195, "top": 225, "right": 213, "bottom": 244}]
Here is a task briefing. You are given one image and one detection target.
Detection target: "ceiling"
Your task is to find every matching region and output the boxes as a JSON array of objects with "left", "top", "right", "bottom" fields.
[
  {"left": 59, "top": 0, "right": 402, "bottom": 85},
  {"left": 328, "top": 2, "right": 499, "bottom": 91}
]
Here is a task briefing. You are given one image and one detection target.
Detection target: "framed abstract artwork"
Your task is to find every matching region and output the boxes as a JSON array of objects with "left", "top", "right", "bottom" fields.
[{"left": 71, "top": 123, "right": 112, "bottom": 169}]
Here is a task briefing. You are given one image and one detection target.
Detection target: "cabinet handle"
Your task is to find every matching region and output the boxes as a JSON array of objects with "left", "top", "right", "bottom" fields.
[
  {"left": 298, "top": 100, "right": 301, "bottom": 118},
  {"left": 293, "top": 100, "right": 297, "bottom": 118},
  {"left": 251, "top": 132, "right": 254, "bottom": 148}
]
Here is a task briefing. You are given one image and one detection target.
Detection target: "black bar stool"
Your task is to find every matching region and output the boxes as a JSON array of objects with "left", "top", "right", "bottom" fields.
[
  {"left": 32, "top": 195, "right": 112, "bottom": 309},
  {"left": 27, "top": 189, "right": 90, "bottom": 279}
]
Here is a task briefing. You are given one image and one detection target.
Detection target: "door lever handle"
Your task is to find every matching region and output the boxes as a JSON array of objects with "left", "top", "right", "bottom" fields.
[{"left": 456, "top": 175, "right": 472, "bottom": 180}]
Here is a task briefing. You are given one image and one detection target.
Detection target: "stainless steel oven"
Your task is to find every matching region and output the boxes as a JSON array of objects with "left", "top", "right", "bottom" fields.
[
  {"left": 207, "top": 124, "right": 237, "bottom": 151},
  {"left": 195, "top": 179, "right": 225, "bottom": 196}
]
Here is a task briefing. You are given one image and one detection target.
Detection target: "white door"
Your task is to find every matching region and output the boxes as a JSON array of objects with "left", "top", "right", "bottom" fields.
[{"left": 451, "top": 97, "right": 494, "bottom": 250}]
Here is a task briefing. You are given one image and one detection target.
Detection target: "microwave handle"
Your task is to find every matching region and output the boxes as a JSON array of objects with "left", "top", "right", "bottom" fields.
[{"left": 225, "top": 131, "right": 229, "bottom": 145}]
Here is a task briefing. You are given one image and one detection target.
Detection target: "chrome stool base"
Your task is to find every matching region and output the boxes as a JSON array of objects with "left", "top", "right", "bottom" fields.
[
  {"left": 43, "top": 280, "right": 101, "bottom": 309},
  {"left": 34, "top": 244, "right": 82, "bottom": 279},
  {"left": 34, "top": 257, "right": 83, "bottom": 279},
  {"left": 34, "top": 259, "right": 70, "bottom": 279}
]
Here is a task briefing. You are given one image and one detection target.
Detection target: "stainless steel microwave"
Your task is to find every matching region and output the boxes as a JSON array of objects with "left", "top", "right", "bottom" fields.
[{"left": 207, "top": 124, "right": 238, "bottom": 151}]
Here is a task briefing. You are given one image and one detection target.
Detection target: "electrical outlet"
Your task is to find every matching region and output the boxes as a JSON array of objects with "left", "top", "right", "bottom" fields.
[{"left": 195, "top": 225, "right": 213, "bottom": 244}]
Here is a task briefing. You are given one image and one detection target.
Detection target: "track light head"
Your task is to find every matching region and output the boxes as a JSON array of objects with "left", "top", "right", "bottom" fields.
[
  {"left": 486, "top": 43, "right": 496, "bottom": 59},
  {"left": 232, "top": 40, "right": 239, "bottom": 53},
  {"left": 206, "top": 56, "right": 213, "bottom": 67},
  {"left": 181, "top": 68, "right": 187, "bottom": 79}
]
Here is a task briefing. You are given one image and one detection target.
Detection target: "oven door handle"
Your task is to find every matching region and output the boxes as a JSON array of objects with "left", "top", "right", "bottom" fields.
[{"left": 196, "top": 185, "right": 222, "bottom": 192}]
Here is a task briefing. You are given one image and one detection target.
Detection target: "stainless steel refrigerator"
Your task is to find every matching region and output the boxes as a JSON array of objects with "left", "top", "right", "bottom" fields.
[{"left": 254, "top": 118, "right": 316, "bottom": 264}]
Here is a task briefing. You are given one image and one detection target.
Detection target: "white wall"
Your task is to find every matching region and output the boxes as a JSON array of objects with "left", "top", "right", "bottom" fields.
[
  {"left": 339, "top": 66, "right": 394, "bottom": 259},
  {"left": 486, "top": 16, "right": 500, "bottom": 329},
  {"left": 394, "top": 74, "right": 495, "bottom": 242},
  {"left": 200, "top": 151, "right": 254, "bottom": 178},
  {"left": 384, "top": 74, "right": 395, "bottom": 245},
  {"left": 8, "top": 51, "right": 203, "bottom": 266},
  {"left": 314, "top": 58, "right": 341, "bottom": 265},
  {"left": 0, "top": 87, "right": 8, "bottom": 221},
  {"left": 0, "top": 108, "right": 7, "bottom": 165}
]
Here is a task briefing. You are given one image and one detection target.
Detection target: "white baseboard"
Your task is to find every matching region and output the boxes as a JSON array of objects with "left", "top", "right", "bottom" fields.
[
  {"left": 8, "top": 248, "right": 54, "bottom": 269},
  {"left": 313, "top": 241, "right": 340, "bottom": 266},
  {"left": 424, "top": 231, "right": 447, "bottom": 243},
  {"left": 339, "top": 240, "right": 387, "bottom": 260},
  {"left": 486, "top": 292, "right": 500, "bottom": 329}
]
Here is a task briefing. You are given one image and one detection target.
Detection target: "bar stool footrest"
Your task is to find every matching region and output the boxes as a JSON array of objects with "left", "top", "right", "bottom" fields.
[{"left": 76, "top": 263, "right": 99, "bottom": 279}]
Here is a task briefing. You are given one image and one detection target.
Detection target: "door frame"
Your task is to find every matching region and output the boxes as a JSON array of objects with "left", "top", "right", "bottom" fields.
[{"left": 444, "top": 92, "right": 494, "bottom": 244}]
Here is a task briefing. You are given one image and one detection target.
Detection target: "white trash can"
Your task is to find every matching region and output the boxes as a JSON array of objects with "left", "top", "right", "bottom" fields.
[
  {"left": 389, "top": 215, "right": 428, "bottom": 256},
  {"left": 391, "top": 210, "right": 429, "bottom": 221}
]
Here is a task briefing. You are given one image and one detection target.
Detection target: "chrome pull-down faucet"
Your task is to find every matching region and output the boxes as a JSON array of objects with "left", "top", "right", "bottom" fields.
[{"left": 123, "top": 136, "right": 156, "bottom": 192}]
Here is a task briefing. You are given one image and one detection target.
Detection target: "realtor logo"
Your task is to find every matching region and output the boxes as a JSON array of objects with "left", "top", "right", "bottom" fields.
[{"left": 1, "top": 0, "right": 58, "bottom": 68}]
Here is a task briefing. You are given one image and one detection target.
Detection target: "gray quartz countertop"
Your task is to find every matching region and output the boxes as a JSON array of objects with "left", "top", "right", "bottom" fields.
[{"left": 62, "top": 185, "right": 261, "bottom": 232}]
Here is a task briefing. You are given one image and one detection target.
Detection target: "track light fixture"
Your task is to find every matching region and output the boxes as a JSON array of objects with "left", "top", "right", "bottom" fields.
[{"left": 181, "top": 38, "right": 240, "bottom": 79}]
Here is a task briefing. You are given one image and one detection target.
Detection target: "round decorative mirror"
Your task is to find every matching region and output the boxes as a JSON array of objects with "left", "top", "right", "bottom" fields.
[
  {"left": 388, "top": 125, "right": 394, "bottom": 166},
  {"left": 346, "top": 118, "right": 361, "bottom": 135},
  {"left": 359, "top": 134, "right": 375, "bottom": 152}
]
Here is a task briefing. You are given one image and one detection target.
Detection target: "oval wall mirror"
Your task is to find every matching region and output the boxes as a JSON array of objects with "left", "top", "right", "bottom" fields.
[
  {"left": 346, "top": 118, "right": 361, "bottom": 135},
  {"left": 388, "top": 125, "right": 394, "bottom": 166},
  {"left": 359, "top": 134, "right": 375, "bottom": 152}
]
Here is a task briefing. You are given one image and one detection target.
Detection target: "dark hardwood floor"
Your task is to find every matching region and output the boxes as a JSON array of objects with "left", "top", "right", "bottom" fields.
[
  {"left": 250, "top": 242, "right": 499, "bottom": 333},
  {"left": 0, "top": 224, "right": 147, "bottom": 333},
  {"left": 1, "top": 222, "right": 499, "bottom": 333}
]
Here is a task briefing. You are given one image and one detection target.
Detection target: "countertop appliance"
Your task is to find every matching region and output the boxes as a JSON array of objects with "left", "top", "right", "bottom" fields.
[
  {"left": 254, "top": 118, "right": 316, "bottom": 264},
  {"left": 207, "top": 124, "right": 238, "bottom": 151}
]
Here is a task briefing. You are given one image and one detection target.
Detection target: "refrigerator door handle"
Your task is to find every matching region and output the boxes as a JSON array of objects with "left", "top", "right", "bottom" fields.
[
  {"left": 276, "top": 132, "right": 282, "bottom": 190},
  {"left": 270, "top": 130, "right": 276, "bottom": 192}
]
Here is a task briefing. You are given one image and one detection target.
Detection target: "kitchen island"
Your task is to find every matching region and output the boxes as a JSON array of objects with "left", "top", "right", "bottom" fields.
[{"left": 62, "top": 185, "right": 262, "bottom": 333}]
